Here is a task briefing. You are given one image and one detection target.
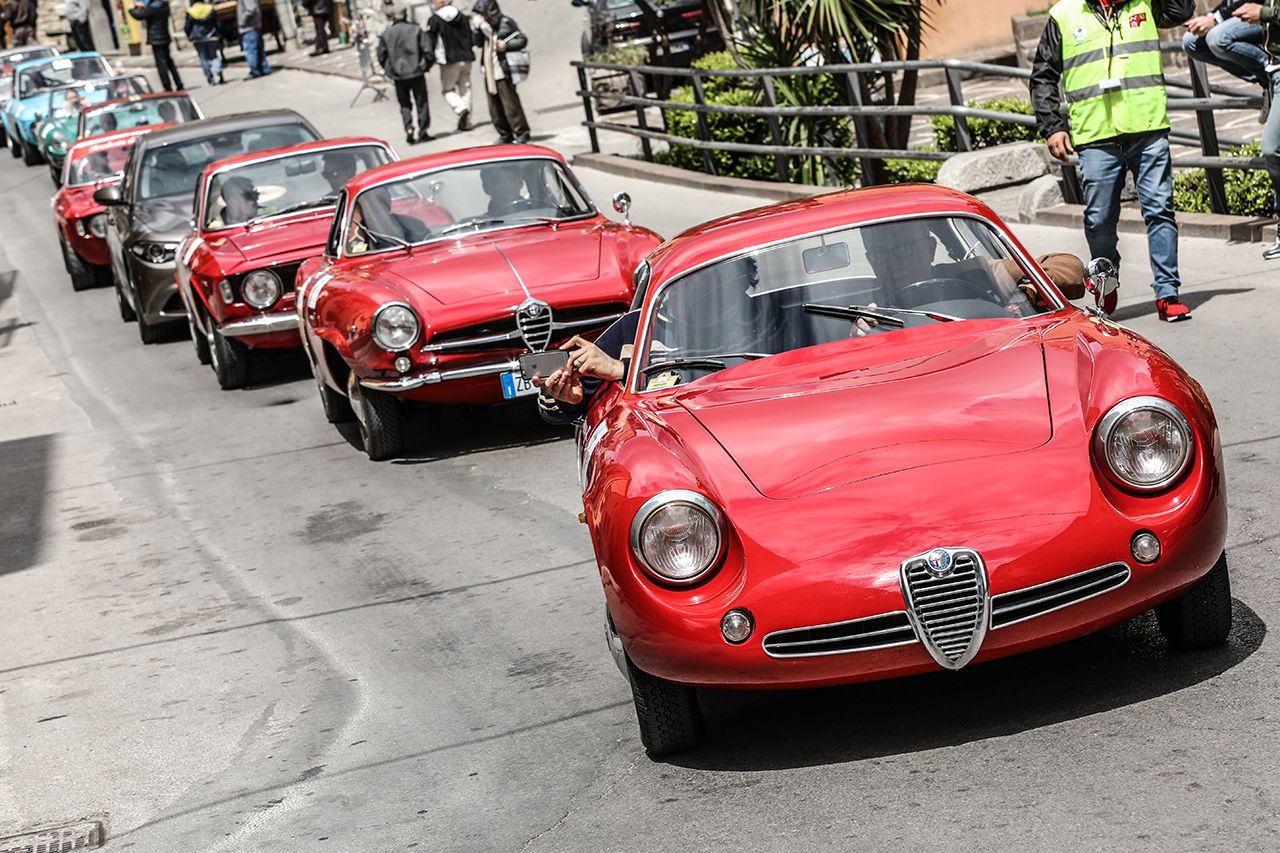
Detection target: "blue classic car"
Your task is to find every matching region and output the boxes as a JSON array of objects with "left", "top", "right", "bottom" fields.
[
  {"left": 0, "top": 45, "right": 57, "bottom": 148},
  {"left": 3, "top": 52, "right": 113, "bottom": 165}
]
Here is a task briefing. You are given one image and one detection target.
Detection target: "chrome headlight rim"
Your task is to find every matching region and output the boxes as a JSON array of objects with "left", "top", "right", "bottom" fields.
[
  {"left": 241, "top": 268, "right": 282, "bottom": 310},
  {"left": 629, "top": 489, "right": 728, "bottom": 586},
  {"left": 86, "top": 213, "right": 106, "bottom": 239},
  {"left": 371, "top": 301, "right": 420, "bottom": 352},
  {"left": 129, "top": 240, "right": 178, "bottom": 265},
  {"left": 1093, "top": 396, "right": 1194, "bottom": 492}
]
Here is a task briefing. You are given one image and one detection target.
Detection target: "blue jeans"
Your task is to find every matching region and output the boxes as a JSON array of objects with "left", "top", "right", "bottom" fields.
[
  {"left": 195, "top": 40, "right": 222, "bottom": 84},
  {"left": 1261, "top": 70, "right": 1280, "bottom": 214},
  {"left": 1078, "top": 133, "right": 1180, "bottom": 300},
  {"left": 1182, "top": 18, "right": 1267, "bottom": 84},
  {"left": 241, "top": 28, "right": 270, "bottom": 77}
]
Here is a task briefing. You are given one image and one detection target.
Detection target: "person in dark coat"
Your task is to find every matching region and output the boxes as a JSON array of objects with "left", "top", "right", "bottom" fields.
[
  {"left": 427, "top": 0, "right": 475, "bottom": 130},
  {"left": 303, "top": 0, "right": 331, "bottom": 56},
  {"left": 377, "top": 3, "right": 433, "bottom": 144},
  {"left": 66, "top": 0, "right": 95, "bottom": 51},
  {"left": 130, "top": 0, "right": 185, "bottom": 92},
  {"left": 471, "top": 0, "right": 529, "bottom": 143},
  {"left": 185, "top": 0, "right": 222, "bottom": 84},
  {"left": 7, "top": 0, "right": 37, "bottom": 46}
]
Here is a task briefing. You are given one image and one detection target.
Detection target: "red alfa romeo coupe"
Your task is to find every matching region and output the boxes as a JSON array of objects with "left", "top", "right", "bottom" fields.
[
  {"left": 576, "top": 186, "right": 1231, "bottom": 756},
  {"left": 295, "top": 144, "right": 663, "bottom": 459},
  {"left": 53, "top": 125, "right": 162, "bottom": 291},
  {"left": 176, "top": 137, "right": 396, "bottom": 389}
]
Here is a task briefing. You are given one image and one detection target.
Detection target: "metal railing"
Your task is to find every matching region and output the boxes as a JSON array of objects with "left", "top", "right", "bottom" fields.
[{"left": 572, "top": 47, "right": 1266, "bottom": 216}]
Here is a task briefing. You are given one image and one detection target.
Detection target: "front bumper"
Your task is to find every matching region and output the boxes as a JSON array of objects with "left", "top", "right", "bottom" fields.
[
  {"left": 128, "top": 255, "right": 184, "bottom": 325},
  {"left": 220, "top": 312, "right": 301, "bottom": 339},
  {"left": 360, "top": 359, "right": 517, "bottom": 392}
]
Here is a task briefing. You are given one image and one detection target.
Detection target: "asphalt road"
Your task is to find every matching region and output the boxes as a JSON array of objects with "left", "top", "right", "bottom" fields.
[{"left": 1, "top": 68, "right": 1278, "bottom": 852}]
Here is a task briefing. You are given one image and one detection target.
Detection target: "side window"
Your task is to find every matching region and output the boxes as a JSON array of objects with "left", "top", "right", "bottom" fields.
[
  {"left": 629, "top": 261, "right": 651, "bottom": 310},
  {"left": 325, "top": 190, "right": 348, "bottom": 257}
]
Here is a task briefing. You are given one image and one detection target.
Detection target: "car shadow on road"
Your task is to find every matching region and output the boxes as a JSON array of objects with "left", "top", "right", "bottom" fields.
[
  {"left": 0, "top": 433, "right": 53, "bottom": 576},
  {"left": 1110, "top": 287, "right": 1252, "bottom": 323},
  {"left": 674, "top": 599, "right": 1265, "bottom": 771},
  {"left": 379, "top": 402, "right": 574, "bottom": 462}
]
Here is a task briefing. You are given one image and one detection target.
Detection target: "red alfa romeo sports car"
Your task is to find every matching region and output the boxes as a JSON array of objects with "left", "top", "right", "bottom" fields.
[
  {"left": 53, "top": 125, "right": 162, "bottom": 291},
  {"left": 575, "top": 186, "right": 1231, "bottom": 756},
  {"left": 295, "top": 144, "right": 663, "bottom": 460},
  {"left": 176, "top": 137, "right": 396, "bottom": 389}
]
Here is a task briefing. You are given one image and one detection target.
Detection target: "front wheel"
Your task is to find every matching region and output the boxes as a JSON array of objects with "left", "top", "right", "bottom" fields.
[
  {"left": 312, "top": 356, "right": 354, "bottom": 424},
  {"left": 350, "top": 376, "right": 403, "bottom": 461},
  {"left": 9, "top": 133, "right": 22, "bottom": 159},
  {"left": 1156, "top": 551, "right": 1233, "bottom": 650},
  {"left": 49, "top": 164, "right": 61, "bottom": 187},
  {"left": 113, "top": 268, "right": 137, "bottom": 322},
  {"left": 21, "top": 137, "right": 42, "bottom": 166},
  {"left": 61, "top": 234, "right": 96, "bottom": 292},
  {"left": 210, "top": 325, "right": 252, "bottom": 389},
  {"left": 187, "top": 304, "right": 211, "bottom": 365},
  {"left": 626, "top": 655, "right": 702, "bottom": 758}
]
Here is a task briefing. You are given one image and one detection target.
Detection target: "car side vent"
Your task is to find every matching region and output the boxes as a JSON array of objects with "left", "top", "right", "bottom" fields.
[
  {"left": 901, "top": 548, "right": 989, "bottom": 671},
  {"left": 990, "top": 562, "right": 1131, "bottom": 629},
  {"left": 762, "top": 611, "right": 917, "bottom": 658},
  {"left": 516, "top": 298, "right": 552, "bottom": 351}
]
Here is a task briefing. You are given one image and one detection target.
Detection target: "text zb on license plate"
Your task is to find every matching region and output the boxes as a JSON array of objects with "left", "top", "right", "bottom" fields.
[{"left": 500, "top": 370, "right": 538, "bottom": 399}]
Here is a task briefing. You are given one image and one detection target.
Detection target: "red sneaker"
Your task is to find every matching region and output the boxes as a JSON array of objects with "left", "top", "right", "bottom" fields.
[{"left": 1156, "top": 296, "right": 1192, "bottom": 322}]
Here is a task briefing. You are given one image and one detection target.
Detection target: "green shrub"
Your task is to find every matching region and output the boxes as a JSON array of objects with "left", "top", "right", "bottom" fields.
[
  {"left": 584, "top": 44, "right": 648, "bottom": 65},
  {"left": 884, "top": 156, "right": 943, "bottom": 184},
  {"left": 659, "top": 85, "right": 779, "bottom": 181},
  {"left": 1172, "top": 142, "right": 1274, "bottom": 217},
  {"left": 932, "top": 98, "right": 1037, "bottom": 152}
]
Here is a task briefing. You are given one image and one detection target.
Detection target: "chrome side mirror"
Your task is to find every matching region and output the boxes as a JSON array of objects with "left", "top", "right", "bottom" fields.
[
  {"left": 1084, "top": 257, "right": 1118, "bottom": 315},
  {"left": 612, "top": 191, "right": 632, "bottom": 226}
]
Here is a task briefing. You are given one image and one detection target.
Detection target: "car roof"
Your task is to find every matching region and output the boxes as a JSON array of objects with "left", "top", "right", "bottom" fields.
[
  {"left": 135, "top": 109, "right": 315, "bottom": 150},
  {"left": 14, "top": 51, "right": 103, "bottom": 74},
  {"left": 66, "top": 124, "right": 167, "bottom": 161},
  {"left": 645, "top": 184, "right": 1005, "bottom": 283},
  {"left": 203, "top": 135, "right": 394, "bottom": 176},
  {"left": 344, "top": 143, "right": 569, "bottom": 195},
  {"left": 0, "top": 45, "right": 56, "bottom": 60},
  {"left": 83, "top": 91, "right": 192, "bottom": 114}
]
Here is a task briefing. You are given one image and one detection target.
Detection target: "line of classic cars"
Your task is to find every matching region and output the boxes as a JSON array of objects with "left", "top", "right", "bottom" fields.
[{"left": 20, "top": 47, "right": 1235, "bottom": 760}]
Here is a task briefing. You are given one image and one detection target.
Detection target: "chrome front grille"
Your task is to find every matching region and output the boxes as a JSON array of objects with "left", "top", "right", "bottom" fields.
[
  {"left": 990, "top": 562, "right": 1131, "bottom": 629},
  {"left": 762, "top": 611, "right": 917, "bottom": 658},
  {"left": 420, "top": 304, "right": 627, "bottom": 354},
  {"left": 517, "top": 298, "right": 552, "bottom": 351},
  {"left": 900, "top": 548, "right": 989, "bottom": 671}
]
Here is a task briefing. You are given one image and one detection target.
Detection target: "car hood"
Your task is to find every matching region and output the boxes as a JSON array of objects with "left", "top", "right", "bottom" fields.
[
  {"left": 208, "top": 210, "right": 332, "bottom": 268},
  {"left": 673, "top": 323, "right": 1053, "bottom": 500},
  {"left": 133, "top": 195, "right": 195, "bottom": 242},
  {"left": 376, "top": 225, "right": 604, "bottom": 306}
]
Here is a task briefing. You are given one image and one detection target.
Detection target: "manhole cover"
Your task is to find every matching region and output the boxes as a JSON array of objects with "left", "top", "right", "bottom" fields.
[{"left": 0, "top": 820, "right": 103, "bottom": 853}]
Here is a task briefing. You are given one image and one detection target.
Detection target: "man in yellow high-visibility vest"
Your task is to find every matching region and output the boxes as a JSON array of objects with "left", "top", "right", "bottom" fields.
[{"left": 1031, "top": 0, "right": 1196, "bottom": 322}]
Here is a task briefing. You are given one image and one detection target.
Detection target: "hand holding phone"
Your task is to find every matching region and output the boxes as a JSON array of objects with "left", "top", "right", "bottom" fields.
[{"left": 518, "top": 349, "right": 570, "bottom": 383}]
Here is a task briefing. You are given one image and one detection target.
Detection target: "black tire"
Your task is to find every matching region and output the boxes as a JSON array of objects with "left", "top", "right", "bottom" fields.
[
  {"left": 114, "top": 269, "right": 137, "bottom": 322},
  {"left": 61, "top": 235, "right": 97, "bottom": 292},
  {"left": 9, "top": 133, "right": 21, "bottom": 159},
  {"left": 187, "top": 304, "right": 211, "bottom": 366},
  {"left": 49, "top": 164, "right": 61, "bottom": 188},
  {"left": 351, "top": 378, "right": 403, "bottom": 461},
  {"left": 313, "top": 357, "right": 354, "bottom": 424},
  {"left": 21, "top": 137, "right": 43, "bottom": 166},
  {"left": 137, "top": 312, "right": 164, "bottom": 344},
  {"left": 210, "top": 325, "right": 252, "bottom": 389},
  {"left": 625, "top": 655, "right": 702, "bottom": 757},
  {"left": 1157, "top": 551, "right": 1233, "bottom": 650}
]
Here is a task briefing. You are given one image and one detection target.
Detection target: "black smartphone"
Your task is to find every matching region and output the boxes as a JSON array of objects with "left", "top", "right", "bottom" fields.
[{"left": 517, "top": 349, "right": 570, "bottom": 382}]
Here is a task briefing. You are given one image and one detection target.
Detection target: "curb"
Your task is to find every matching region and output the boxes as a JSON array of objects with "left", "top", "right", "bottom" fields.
[
  {"left": 572, "top": 153, "right": 818, "bottom": 201},
  {"left": 1031, "top": 203, "right": 1271, "bottom": 243}
]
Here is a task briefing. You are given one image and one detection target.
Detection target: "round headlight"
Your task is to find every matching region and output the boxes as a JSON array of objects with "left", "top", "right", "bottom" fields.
[
  {"left": 1095, "top": 397, "right": 1193, "bottom": 491},
  {"left": 87, "top": 213, "right": 106, "bottom": 239},
  {"left": 630, "top": 490, "right": 726, "bottom": 584},
  {"left": 242, "top": 269, "right": 282, "bottom": 309},
  {"left": 372, "top": 302, "right": 420, "bottom": 351}
]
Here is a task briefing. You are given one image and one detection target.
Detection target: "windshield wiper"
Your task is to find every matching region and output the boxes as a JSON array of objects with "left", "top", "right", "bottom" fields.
[
  {"left": 355, "top": 220, "right": 412, "bottom": 252},
  {"left": 803, "top": 303, "right": 958, "bottom": 326},
  {"left": 243, "top": 195, "right": 337, "bottom": 229},
  {"left": 640, "top": 353, "right": 769, "bottom": 375},
  {"left": 440, "top": 217, "right": 506, "bottom": 235}
]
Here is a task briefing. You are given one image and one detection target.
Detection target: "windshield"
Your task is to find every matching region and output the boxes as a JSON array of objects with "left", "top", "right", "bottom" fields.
[
  {"left": 67, "top": 139, "right": 135, "bottom": 186},
  {"left": 82, "top": 94, "right": 196, "bottom": 136},
  {"left": 344, "top": 157, "right": 593, "bottom": 255},
  {"left": 45, "top": 77, "right": 146, "bottom": 119},
  {"left": 1, "top": 47, "right": 55, "bottom": 77},
  {"left": 136, "top": 123, "right": 316, "bottom": 201},
  {"left": 637, "top": 216, "right": 1056, "bottom": 384},
  {"left": 204, "top": 145, "right": 391, "bottom": 230},
  {"left": 18, "top": 56, "right": 111, "bottom": 97}
]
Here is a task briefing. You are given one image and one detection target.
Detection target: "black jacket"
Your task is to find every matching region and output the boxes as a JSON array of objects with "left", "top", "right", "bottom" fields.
[
  {"left": 377, "top": 19, "right": 433, "bottom": 80},
  {"left": 1030, "top": 0, "right": 1196, "bottom": 142},
  {"left": 129, "top": 0, "right": 173, "bottom": 45},
  {"left": 304, "top": 0, "right": 331, "bottom": 18},
  {"left": 427, "top": 4, "right": 474, "bottom": 64},
  {"left": 472, "top": 0, "right": 527, "bottom": 77}
]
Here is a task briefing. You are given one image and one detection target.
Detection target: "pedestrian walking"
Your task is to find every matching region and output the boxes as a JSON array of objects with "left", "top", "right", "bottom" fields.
[
  {"left": 303, "top": 0, "right": 331, "bottom": 56},
  {"left": 1031, "top": 0, "right": 1196, "bottom": 322},
  {"left": 427, "top": 0, "right": 475, "bottom": 131},
  {"left": 130, "top": 0, "right": 185, "bottom": 92},
  {"left": 7, "top": 0, "right": 37, "bottom": 46},
  {"left": 185, "top": 0, "right": 223, "bottom": 85},
  {"left": 1182, "top": 3, "right": 1268, "bottom": 86},
  {"left": 471, "top": 0, "right": 529, "bottom": 144},
  {"left": 65, "top": 0, "right": 95, "bottom": 51},
  {"left": 377, "top": 3, "right": 433, "bottom": 144},
  {"left": 1232, "top": 3, "right": 1280, "bottom": 257},
  {"left": 237, "top": 0, "right": 270, "bottom": 78}
]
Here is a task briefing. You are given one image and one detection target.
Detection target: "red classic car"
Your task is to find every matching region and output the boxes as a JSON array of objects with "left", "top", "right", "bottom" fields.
[
  {"left": 573, "top": 186, "right": 1231, "bottom": 756},
  {"left": 295, "top": 144, "right": 663, "bottom": 459},
  {"left": 53, "top": 125, "right": 164, "bottom": 291},
  {"left": 176, "top": 137, "right": 396, "bottom": 389}
]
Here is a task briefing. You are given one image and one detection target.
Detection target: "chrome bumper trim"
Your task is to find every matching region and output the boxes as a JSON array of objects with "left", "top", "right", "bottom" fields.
[
  {"left": 220, "top": 314, "right": 301, "bottom": 338},
  {"left": 419, "top": 313, "right": 625, "bottom": 353},
  {"left": 360, "top": 359, "right": 519, "bottom": 392}
]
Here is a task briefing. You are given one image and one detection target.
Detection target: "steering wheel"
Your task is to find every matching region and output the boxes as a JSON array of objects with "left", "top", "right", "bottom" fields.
[{"left": 895, "top": 276, "right": 999, "bottom": 309}]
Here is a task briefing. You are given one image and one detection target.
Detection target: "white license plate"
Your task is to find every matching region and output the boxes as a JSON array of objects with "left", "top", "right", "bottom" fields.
[
  {"left": 671, "top": 41, "right": 692, "bottom": 52},
  {"left": 500, "top": 370, "right": 538, "bottom": 399}
]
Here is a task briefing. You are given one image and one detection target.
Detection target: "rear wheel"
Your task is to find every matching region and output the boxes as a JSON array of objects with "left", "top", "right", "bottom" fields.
[
  {"left": 626, "top": 655, "right": 702, "bottom": 757},
  {"left": 1157, "top": 551, "right": 1233, "bottom": 650},
  {"left": 349, "top": 375, "right": 403, "bottom": 461},
  {"left": 210, "top": 325, "right": 252, "bottom": 389},
  {"left": 61, "top": 235, "right": 96, "bottom": 292}
]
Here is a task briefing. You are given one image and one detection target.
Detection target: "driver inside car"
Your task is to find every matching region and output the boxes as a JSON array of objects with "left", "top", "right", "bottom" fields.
[
  {"left": 219, "top": 176, "right": 260, "bottom": 226},
  {"left": 480, "top": 163, "right": 532, "bottom": 218}
]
